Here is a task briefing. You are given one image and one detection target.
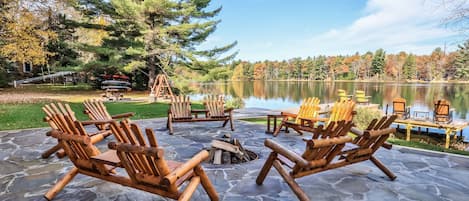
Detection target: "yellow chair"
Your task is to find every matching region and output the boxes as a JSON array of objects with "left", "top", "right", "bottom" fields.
[
  {"left": 355, "top": 90, "right": 371, "bottom": 104},
  {"left": 338, "top": 89, "right": 352, "bottom": 101}
]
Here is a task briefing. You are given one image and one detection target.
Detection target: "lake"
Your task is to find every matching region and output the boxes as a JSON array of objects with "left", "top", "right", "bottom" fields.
[{"left": 190, "top": 81, "right": 469, "bottom": 141}]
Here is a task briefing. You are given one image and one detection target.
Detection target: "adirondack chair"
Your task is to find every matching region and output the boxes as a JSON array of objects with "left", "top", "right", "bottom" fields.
[
  {"left": 300, "top": 100, "right": 356, "bottom": 128},
  {"left": 433, "top": 99, "right": 453, "bottom": 123},
  {"left": 42, "top": 102, "right": 112, "bottom": 158},
  {"left": 167, "top": 95, "right": 234, "bottom": 135},
  {"left": 273, "top": 97, "right": 321, "bottom": 136},
  {"left": 83, "top": 99, "right": 134, "bottom": 130},
  {"left": 337, "top": 89, "right": 352, "bottom": 101},
  {"left": 44, "top": 120, "right": 219, "bottom": 201},
  {"left": 256, "top": 116, "right": 397, "bottom": 201},
  {"left": 355, "top": 90, "right": 371, "bottom": 104},
  {"left": 390, "top": 97, "right": 410, "bottom": 119}
]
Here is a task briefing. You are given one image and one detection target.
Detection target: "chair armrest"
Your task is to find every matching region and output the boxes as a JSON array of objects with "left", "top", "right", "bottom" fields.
[
  {"left": 224, "top": 107, "right": 234, "bottom": 113},
  {"left": 164, "top": 150, "right": 209, "bottom": 185},
  {"left": 300, "top": 117, "right": 328, "bottom": 123},
  {"left": 111, "top": 112, "right": 134, "bottom": 119},
  {"left": 264, "top": 139, "right": 309, "bottom": 167},
  {"left": 280, "top": 112, "right": 297, "bottom": 118},
  {"left": 81, "top": 119, "right": 114, "bottom": 125}
]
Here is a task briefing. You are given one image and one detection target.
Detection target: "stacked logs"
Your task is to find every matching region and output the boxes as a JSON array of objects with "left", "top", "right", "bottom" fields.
[{"left": 206, "top": 136, "right": 257, "bottom": 165}]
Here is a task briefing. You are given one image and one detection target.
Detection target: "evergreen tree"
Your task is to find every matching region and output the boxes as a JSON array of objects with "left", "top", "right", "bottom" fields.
[
  {"left": 313, "top": 56, "right": 327, "bottom": 80},
  {"left": 454, "top": 40, "right": 469, "bottom": 80},
  {"left": 402, "top": 54, "right": 416, "bottom": 79},
  {"left": 371, "top": 48, "right": 386, "bottom": 77},
  {"left": 74, "top": 0, "right": 237, "bottom": 87}
]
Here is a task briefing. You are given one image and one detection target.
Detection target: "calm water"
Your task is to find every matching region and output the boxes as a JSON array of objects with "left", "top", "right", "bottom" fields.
[{"left": 190, "top": 81, "right": 469, "bottom": 140}]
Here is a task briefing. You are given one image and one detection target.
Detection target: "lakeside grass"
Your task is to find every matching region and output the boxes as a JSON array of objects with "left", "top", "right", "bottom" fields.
[
  {"left": 0, "top": 101, "right": 204, "bottom": 130},
  {"left": 240, "top": 117, "right": 469, "bottom": 156}
]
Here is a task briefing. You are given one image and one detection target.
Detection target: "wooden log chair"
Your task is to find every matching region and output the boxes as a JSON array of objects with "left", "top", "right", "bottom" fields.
[
  {"left": 388, "top": 97, "right": 410, "bottom": 119},
  {"left": 42, "top": 102, "right": 113, "bottom": 158},
  {"left": 354, "top": 90, "right": 371, "bottom": 104},
  {"left": 273, "top": 97, "right": 321, "bottom": 136},
  {"left": 256, "top": 115, "right": 398, "bottom": 201},
  {"left": 433, "top": 99, "right": 453, "bottom": 123},
  {"left": 44, "top": 120, "right": 219, "bottom": 201},
  {"left": 167, "top": 95, "right": 234, "bottom": 135},
  {"left": 83, "top": 99, "right": 134, "bottom": 130}
]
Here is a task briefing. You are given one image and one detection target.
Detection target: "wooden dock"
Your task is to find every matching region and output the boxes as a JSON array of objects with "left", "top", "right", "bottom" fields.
[{"left": 393, "top": 119, "right": 469, "bottom": 148}]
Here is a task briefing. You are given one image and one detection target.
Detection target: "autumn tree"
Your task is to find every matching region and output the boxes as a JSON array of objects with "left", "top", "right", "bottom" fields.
[{"left": 0, "top": 1, "right": 57, "bottom": 74}]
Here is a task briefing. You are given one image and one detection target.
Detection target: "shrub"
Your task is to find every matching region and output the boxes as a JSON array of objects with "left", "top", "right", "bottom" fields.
[{"left": 353, "top": 107, "right": 384, "bottom": 129}]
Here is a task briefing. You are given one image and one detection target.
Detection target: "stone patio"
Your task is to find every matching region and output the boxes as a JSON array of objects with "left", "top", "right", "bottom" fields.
[{"left": 1, "top": 111, "right": 469, "bottom": 201}]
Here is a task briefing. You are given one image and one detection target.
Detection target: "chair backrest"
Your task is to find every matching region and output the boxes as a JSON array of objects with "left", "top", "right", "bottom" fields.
[
  {"left": 108, "top": 121, "right": 174, "bottom": 189},
  {"left": 43, "top": 102, "right": 83, "bottom": 134},
  {"left": 170, "top": 96, "right": 192, "bottom": 119},
  {"left": 204, "top": 95, "right": 226, "bottom": 118},
  {"left": 327, "top": 100, "right": 356, "bottom": 125},
  {"left": 355, "top": 90, "right": 368, "bottom": 101},
  {"left": 84, "top": 99, "right": 112, "bottom": 130},
  {"left": 292, "top": 122, "right": 354, "bottom": 174},
  {"left": 434, "top": 99, "right": 450, "bottom": 116},
  {"left": 350, "top": 115, "right": 397, "bottom": 161},
  {"left": 392, "top": 97, "right": 406, "bottom": 114},
  {"left": 48, "top": 129, "right": 106, "bottom": 172},
  {"left": 295, "top": 97, "right": 320, "bottom": 124},
  {"left": 337, "top": 89, "right": 349, "bottom": 101}
]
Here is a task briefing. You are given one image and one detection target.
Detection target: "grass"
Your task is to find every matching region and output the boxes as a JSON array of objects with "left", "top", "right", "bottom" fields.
[
  {"left": 240, "top": 117, "right": 469, "bottom": 156},
  {"left": 0, "top": 101, "right": 204, "bottom": 131}
]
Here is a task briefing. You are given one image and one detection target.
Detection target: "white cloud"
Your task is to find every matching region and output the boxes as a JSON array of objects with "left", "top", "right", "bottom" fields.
[{"left": 305, "top": 0, "right": 458, "bottom": 56}]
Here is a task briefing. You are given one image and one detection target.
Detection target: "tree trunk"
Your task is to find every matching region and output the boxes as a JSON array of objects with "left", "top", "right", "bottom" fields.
[{"left": 147, "top": 57, "right": 157, "bottom": 89}]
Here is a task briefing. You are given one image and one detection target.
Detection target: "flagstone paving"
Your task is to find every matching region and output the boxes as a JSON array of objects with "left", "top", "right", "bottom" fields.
[{"left": 1, "top": 112, "right": 469, "bottom": 201}]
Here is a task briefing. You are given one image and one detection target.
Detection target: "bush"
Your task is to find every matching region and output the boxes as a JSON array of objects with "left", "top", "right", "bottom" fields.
[{"left": 353, "top": 107, "right": 384, "bottom": 129}]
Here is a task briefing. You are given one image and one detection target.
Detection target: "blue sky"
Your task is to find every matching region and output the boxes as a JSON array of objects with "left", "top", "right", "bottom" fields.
[{"left": 200, "top": 0, "right": 465, "bottom": 61}]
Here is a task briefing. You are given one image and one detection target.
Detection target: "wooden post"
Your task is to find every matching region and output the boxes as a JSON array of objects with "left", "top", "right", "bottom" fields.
[
  {"left": 194, "top": 165, "right": 219, "bottom": 201},
  {"left": 445, "top": 128, "right": 451, "bottom": 149},
  {"left": 406, "top": 124, "right": 412, "bottom": 141}
]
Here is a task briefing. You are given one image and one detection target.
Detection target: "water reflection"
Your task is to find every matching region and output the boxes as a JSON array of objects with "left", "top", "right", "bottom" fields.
[{"left": 191, "top": 81, "right": 469, "bottom": 120}]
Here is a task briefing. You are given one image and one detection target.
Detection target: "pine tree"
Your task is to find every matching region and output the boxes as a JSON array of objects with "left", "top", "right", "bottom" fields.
[
  {"left": 402, "top": 54, "right": 416, "bottom": 80},
  {"left": 74, "top": 0, "right": 237, "bottom": 87},
  {"left": 371, "top": 48, "right": 386, "bottom": 77},
  {"left": 454, "top": 40, "right": 469, "bottom": 80}
]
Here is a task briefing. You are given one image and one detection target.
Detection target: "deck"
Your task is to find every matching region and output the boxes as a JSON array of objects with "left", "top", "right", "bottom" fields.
[{"left": 393, "top": 118, "right": 469, "bottom": 148}]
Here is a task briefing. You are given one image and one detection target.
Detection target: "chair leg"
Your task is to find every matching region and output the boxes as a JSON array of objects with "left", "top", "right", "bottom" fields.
[
  {"left": 229, "top": 116, "right": 234, "bottom": 131},
  {"left": 178, "top": 176, "right": 201, "bottom": 201},
  {"left": 222, "top": 119, "right": 228, "bottom": 127},
  {"left": 194, "top": 165, "right": 219, "bottom": 201},
  {"left": 273, "top": 123, "right": 285, "bottom": 137},
  {"left": 370, "top": 156, "right": 396, "bottom": 181},
  {"left": 44, "top": 167, "right": 79, "bottom": 200},
  {"left": 168, "top": 118, "right": 174, "bottom": 135},
  {"left": 272, "top": 160, "right": 309, "bottom": 201},
  {"left": 41, "top": 144, "right": 62, "bottom": 159},
  {"left": 256, "top": 152, "right": 277, "bottom": 185}
]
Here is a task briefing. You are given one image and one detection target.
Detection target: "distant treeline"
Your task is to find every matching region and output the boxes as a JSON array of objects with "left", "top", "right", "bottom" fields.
[{"left": 202, "top": 41, "right": 469, "bottom": 82}]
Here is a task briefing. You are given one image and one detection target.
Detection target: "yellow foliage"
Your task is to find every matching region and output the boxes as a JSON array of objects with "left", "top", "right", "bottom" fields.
[{"left": 0, "top": 9, "right": 57, "bottom": 66}]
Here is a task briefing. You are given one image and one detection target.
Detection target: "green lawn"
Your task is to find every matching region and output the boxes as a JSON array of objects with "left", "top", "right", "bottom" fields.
[
  {"left": 0, "top": 101, "right": 204, "bottom": 131},
  {"left": 240, "top": 117, "right": 469, "bottom": 156}
]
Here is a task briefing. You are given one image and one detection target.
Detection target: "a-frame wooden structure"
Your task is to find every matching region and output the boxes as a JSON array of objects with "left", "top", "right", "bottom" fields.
[{"left": 150, "top": 74, "right": 174, "bottom": 99}]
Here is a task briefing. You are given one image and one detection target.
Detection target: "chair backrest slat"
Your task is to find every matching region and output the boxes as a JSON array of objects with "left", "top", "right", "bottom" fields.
[
  {"left": 204, "top": 95, "right": 226, "bottom": 117},
  {"left": 327, "top": 100, "right": 355, "bottom": 125},
  {"left": 295, "top": 97, "right": 320, "bottom": 124},
  {"left": 110, "top": 121, "right": 173, "bottom": 187},
  {"left": 171, "top": 96, "right": 192, "bottom": 118}
]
